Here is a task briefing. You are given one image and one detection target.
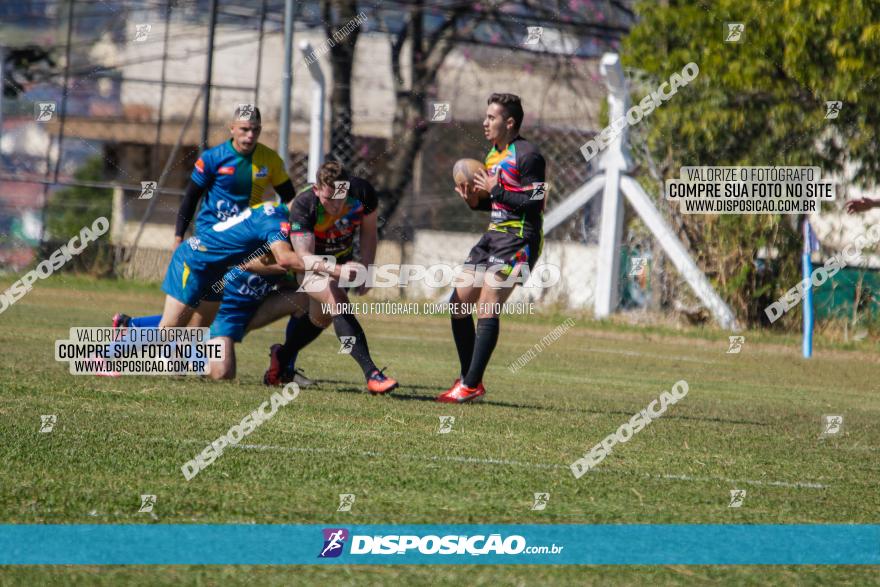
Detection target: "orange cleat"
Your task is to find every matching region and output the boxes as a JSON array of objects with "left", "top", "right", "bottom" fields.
[
  {"left": 367, "top": 367, "right": 398, "bottom": 394},
  {"left": 436, "top": 379, "right": 486, "bottom": 403}
]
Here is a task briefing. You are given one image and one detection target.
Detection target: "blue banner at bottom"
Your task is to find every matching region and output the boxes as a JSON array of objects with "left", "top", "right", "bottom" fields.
[{"left": 1, "top": 524, "right": 878, "bottom": 565}]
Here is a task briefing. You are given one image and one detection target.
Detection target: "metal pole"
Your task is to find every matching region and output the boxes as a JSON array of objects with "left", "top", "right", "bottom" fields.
[
  {"left": 279, "top": 0, "right": 295, "bottom": 168},
  {"left": 802, "top": 220, "right": 814, "bottom": 358},
  {"left": 594, "top": 53, "right": 632, "bottom": 319},
  {"left": 0, "top": 45, "right": 5, "bottom": 151},
  {"left": 200, "top": 0, "right": 219, "bottom": 151},
  {"left": 300, "top": 41, "right": 324, "bottom": 183},
  {"left": 254, "top": 0, "right": 267, "bottom": 106},
  {"left": 151, "top": 0, "right": 172, "bottom": 179}
]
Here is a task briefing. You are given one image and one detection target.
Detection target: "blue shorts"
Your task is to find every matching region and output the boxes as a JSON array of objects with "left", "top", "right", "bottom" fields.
[
  {"left": 209, "top": 298, "right": 261, "bottom": 342},
  {"left": 161, "top": 244, "right": 226, "bottom": 308}
]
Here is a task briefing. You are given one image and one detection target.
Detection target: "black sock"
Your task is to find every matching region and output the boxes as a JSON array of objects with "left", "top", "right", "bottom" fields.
[
  {"left": 462, "top": 317, "right": 500, "bottom": 388},
  {"left": 451, "top": 314, "right": 476, "bottom": 378},
  {"left": 332, "top": 313, "right": 378, "bottom": 378},
  {"left": 278, "top": 317, "right": 325, "bottom": 366}
]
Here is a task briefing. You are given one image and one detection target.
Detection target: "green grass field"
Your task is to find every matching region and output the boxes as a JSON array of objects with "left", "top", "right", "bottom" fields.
[{"left": 1, "top": 275, "right": 879, "bottom": 585}]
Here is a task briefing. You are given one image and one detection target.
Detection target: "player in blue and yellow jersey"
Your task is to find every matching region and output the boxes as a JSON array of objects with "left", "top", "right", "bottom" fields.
[
  {"left": 262, "top": 161, "right": 399, "bottom": 395},
  {"left": 438, "top": 93, "right": 547, "bottom": 403},
  {"left": 172, "top": 105, "right": 296, "bottom": 326},
  {"left": 159, "top": 201, "right": 316, "bottom": 327}
]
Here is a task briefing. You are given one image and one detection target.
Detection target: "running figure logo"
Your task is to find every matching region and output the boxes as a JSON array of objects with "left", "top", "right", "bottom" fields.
[
  {"left": 530, "top": 182, "right": 547, "bottom": 201},
  {"left": 337, "top": 494, "right": 355, "bottom": 512},
  {"left": 134, "top": 24, "right": 151, "bottom": 42},
  {"left": 332, "top": 181, "right": 350, "bottom": 199},
  {"left": 531, "top": 492, "right": 550, "bottom": 510},
  {"left": 821, "top": 415, "right": 843, "bottom": 437},
  {"left": 318, "top": 528, "right": 350, "bottom": 558},
  {"left": 728, "top": 489, "right": 746, "bottom": 508},
  {"left": 629, "top": 257, "right": 648, "bottom": 277},
  {"left": 727, "top": 335, "right": 745, "bottom": 354},
  {"left": 438, "top": 416, "right": 455, "bottom": 434},
  {"left": 338, "top": 336, "right": 356, "bottom": 354},
  {"left": 431, "top": 102, "right": 451, "bottom": 122},
  {"left": 824, "top": 101, "right": 842, "bottom": 120},
  {"left": 39, "top": 414, "right": 57, "bottom": 433},
  {"left": 140, "top": 181, "right": 157, "bottom": 200},
  {"left": 236, "top": 103, "right": 257, "bottom": 121},
  {"left": 524, "top": 26, "right": 543, "bottom": 45},
  {"left": 725, "top": 23, "right": 744, "bottom": 42},
  {"left": 139, "top": 494, "right": 157, "bottom": 513},
  {"left": 35, "top": 102, "right": 56, "bottom": 122}
]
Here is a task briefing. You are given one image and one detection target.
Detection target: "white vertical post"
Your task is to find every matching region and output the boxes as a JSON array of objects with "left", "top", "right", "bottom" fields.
[
  {"left": 300, "top": 42, "right": 325, "bottom": 183},
  {"left": 594, "top": 53, "right": 633, "bottom": 319},
  {"left": 278, "top": 0, "right": 294, "bottom": 168}
]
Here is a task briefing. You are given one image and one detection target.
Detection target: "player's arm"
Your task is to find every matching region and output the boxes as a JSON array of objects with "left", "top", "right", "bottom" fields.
[
  {"left": 240, "top": 253, "right": 287, "bottom": 276},
  {"left": 174, "top": 181, "right": 206, "bottom": 246},
  {"left": 273, "top": 179, "right": 296, "bottom": 205},
  {"left": 268, "top": 240, "right": 306, "bottom": 272},
  {"left": 477, "top": 151, "right": 547, "bottom": 211},
  {"left": 845, "top": 197, "right": 880, "bottom": 214},
  {"left": 270, "top": 151, "right": 295, "bottom": 204},
  {"left": 359, "top": 211, "right": 378, "bottom": 266},
  {"left": 456, "top": 183, "right": 491, "bottom": 211},
  {"left": 176, "top": 153, "right": 215, "bottom": 246}
]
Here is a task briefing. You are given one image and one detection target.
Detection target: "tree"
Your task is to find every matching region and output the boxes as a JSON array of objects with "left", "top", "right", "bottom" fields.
[
  {"left": 46, "top": 157, "right": 112, "bottom": 242},
  {"left": 322, "top": 0, "right": 365, "bottom": 169},
  {"left": 622, "top": 0, "right": 880, "bottom": 325},
  {"left": 324, "top": 0, "right": 631, "bottom": 224}
]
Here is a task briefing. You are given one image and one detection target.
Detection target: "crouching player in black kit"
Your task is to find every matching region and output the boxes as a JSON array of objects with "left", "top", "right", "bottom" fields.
[
  {"left": 263, "top": 161, "right": 399, "bottom": 394},
  {"left": 438, "top": 93, "right": 547, "bottom": 403}
]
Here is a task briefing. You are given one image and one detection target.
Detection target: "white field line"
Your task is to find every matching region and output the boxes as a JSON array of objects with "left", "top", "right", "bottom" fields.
[{"left": 173, "top": 438, "right": 827, "bottom": 490}]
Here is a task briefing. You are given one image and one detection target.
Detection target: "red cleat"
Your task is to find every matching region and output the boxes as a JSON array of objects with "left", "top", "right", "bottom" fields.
[
  {"left": 367, "top": 367, "right": 398, "bottom": 394},
  {"left": 112, "top": 313, "right": 131, "bottom": 329},
  {"left": 436, "top": 379, "right": 486, "bottom": 403},
  {"left": 263, "top": 344, "right": 290, "bottom": 386}
]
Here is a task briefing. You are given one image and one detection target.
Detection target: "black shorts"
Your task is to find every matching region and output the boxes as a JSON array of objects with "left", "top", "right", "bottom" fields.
[{"left": 464, "top": 230, "right": 543, "bottom": 276}]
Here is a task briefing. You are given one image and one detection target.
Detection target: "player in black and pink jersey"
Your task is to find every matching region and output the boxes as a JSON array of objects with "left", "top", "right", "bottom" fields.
[
  {"left": 263, "top": 161, "right": 398, "bottom": 394},
  {"left": 439, "top": 93, "right": 547, "bottom": 403}
]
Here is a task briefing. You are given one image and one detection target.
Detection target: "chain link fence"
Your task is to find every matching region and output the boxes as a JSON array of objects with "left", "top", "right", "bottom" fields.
[{"left": 2, "top": 0, "right": 635, "bottom": 303}]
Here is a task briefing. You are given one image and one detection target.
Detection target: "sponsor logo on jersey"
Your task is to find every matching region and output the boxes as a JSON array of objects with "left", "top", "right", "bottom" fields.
[
  {"left": 280, "top": 222, "right": 291, "bottom": 238},
  {"left": 255, "top": 166, "right": 269, "bottom": 178},
  {"left": 218, "top": 166, "right": 236, "bottom": 175},
  {"left": 195, "top": 158, "right": 205, "bottom": 173}
]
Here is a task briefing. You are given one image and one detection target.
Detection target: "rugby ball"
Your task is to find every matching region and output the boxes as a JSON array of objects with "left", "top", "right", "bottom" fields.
[{"left": 452, "top": 158, "right": 490, "bottom": 200}]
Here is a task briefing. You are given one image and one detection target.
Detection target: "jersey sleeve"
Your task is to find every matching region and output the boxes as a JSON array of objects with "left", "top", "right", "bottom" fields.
[
  {"left": 490, "top": 150, "right": 547, "bottom": 210},
  {"left": 260, "top": 205, "right": 291, "bottom": 244},
  {"left": 356, "top": 178, "right": 379, "bottom": 214},
  {"left": 289, "top": 192, "right": 317, "bottom": 233},
  {"left": 270, "top": 150, "right": 291, "bottom": 186},
  {"left": 191, "top": 148, "right": 215, "bottom": 188}
]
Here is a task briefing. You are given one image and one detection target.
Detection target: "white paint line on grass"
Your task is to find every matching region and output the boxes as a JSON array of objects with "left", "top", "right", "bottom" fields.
[{"left": 172, "top": 439, "right": 826, "bottom": 490}]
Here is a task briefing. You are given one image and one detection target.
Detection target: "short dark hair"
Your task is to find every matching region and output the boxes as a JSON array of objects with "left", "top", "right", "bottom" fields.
[
  {"left": 488, "top": 93, "right": 524, "bottom": 130},
  {"left": 233, "top": 104, "right": 261, "bottom": 123},
  {"left": 317, "top": 160, "right": 348, "bottom": 188}
]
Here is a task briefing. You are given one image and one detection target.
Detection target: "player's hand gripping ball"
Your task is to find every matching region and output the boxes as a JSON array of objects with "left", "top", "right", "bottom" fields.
[{"left": 453, "top": 158, "right": 491, "bottom": 208}]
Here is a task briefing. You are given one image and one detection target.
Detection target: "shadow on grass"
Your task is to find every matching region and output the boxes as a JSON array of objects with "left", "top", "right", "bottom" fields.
[{"left": 309, "top": 380, "right": 769, "bottom": 427}]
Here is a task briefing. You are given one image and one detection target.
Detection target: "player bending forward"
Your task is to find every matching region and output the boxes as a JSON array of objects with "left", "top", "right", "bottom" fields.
[
  {"left": 158, "top": 201, "right": 312, "bottom": 328},
  {"left": 263, "top": 161, "right": 398, "bottom": 394},
  {"left": 438, "top": 93, "right": 547, "bottom": 403}
]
